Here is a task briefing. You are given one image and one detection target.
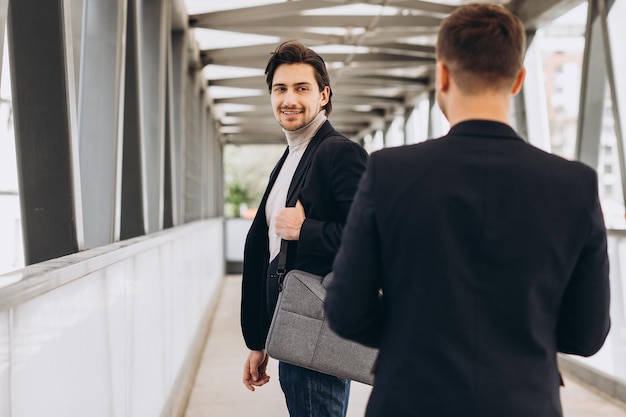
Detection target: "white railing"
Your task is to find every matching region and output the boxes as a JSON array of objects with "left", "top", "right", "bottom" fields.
[{"left": 0, "top": 219, "right": 224, "bottom": 417}]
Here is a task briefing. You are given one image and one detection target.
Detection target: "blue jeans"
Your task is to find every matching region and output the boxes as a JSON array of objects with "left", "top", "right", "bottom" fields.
[{"left": 279, "top": 361, "right": 351, "bottom": 417}]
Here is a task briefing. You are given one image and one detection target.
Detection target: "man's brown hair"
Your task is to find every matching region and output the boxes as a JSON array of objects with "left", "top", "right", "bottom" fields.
[
  {"left": 436, "top": 3, "right": 526, "bottom": 93},
  {"left": 265, "top": 40, "right": 333, "bottom": 115}
]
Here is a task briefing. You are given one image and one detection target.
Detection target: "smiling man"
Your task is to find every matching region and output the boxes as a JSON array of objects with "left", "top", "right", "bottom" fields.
[{"left": 240, "top": 40, "right": 368, "bottom": 417}]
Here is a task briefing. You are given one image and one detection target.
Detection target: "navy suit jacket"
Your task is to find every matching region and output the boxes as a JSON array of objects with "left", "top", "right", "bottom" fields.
[
  {"left": 326, "top": 120, "right": 610, "bottom": 417},
  {"left": 241, "top": 120, "right": 368, "bottom": 350}
]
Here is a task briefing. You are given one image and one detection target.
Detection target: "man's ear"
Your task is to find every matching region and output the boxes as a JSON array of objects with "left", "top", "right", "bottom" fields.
[
  {"left": 436, "top": 62, "right": 450, "bottom": 93},
  {"left": 320, "top": 85, "right": 330, "bottom": 108},
  {"left": 511, "top": 67, "right": 526, "bottom": 96}
]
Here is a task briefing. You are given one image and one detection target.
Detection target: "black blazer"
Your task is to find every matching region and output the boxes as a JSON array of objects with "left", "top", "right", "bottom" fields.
[
  {"left": 241, "top": 120, "right": 368, "bottom": 350},
  {"left": 326, "top": 120, "right": 610, "bottom": 417}
]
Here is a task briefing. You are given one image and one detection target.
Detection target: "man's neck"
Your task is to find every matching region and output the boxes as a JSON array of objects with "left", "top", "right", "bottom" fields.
[
  {"left": 284, "top": 111, "right": 327, "bottom": 148},
  {"left": 445, "top": 91, "right": 512, "bottom": 127}
]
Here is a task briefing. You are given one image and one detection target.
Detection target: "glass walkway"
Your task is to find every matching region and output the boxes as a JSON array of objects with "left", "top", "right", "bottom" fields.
[{"left": 2, "top": 0, "right": 626, "bottom": 415}]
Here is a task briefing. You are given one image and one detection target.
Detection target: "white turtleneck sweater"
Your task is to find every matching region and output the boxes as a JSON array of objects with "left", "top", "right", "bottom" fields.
[{"left": 266, "top": 111, "right": 327, "bottom": 262}]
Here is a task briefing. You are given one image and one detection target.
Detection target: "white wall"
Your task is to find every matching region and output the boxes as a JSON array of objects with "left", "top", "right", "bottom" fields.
[
  {"left": 225, "top": 218, "right": 252, "bottom": 263},
  {"left": 0, "top": 219, "right": 224, "bottom": 417}
]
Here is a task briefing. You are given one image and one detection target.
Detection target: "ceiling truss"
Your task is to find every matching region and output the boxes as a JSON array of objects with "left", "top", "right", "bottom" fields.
[{"left": 189, "top": 0, "right": 581, "bottom": 145}]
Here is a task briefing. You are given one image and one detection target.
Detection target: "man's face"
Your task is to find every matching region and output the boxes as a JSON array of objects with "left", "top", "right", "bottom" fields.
[{"left": 270, "top": 63, "right": 329, "bottom": 131}]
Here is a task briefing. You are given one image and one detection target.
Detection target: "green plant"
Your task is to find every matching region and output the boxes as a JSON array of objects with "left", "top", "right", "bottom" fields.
[{"left": 226, "top": 182, "right": 252, "bottom": 217}]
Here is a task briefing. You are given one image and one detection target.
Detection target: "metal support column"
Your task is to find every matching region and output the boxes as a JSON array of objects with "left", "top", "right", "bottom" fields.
[
  {"left": 163, "top": 34, "right": 175, "bottom": 229},
  {"left": 213, "top": 122, "right": 224, "bottom": 217},
  {"left": 171, "top": 31, "right": 187, "bottom": 225},
  {"left": 7, "top": 0, "right": 84, "bottom": 264},
  {"left": 200, "top": 91, "right": 209, "bottom": 219},
  {"left": 204, "top": 102, "right": 222, "bottom": 218},
  {"left": 382, "top": 120, "right": 393, "bottom": 148},
  {"left": 404, "top": 106, "right": 414, "bottom": 145},
  {"left": 184, "top": 68, "right": 203, "bottom": 222},
  {"left": 576, "top": 0, "right": 608, "bottom": 169},
  {"left": 120, "top": 0, "right": 146, "bottom": 240}
]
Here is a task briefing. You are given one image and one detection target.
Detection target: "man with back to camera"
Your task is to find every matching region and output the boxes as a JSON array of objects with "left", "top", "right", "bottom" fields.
[
  {"left": 240, "top": 40, "right": 368, "bottom": 416},
  {"left": 325, "top": 4, "right": 611, "bottom": 417}
]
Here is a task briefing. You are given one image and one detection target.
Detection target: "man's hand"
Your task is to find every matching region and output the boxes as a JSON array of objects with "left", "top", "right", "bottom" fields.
[
  {"left": 243, "top": 350, "right": 270, "bottom": 392},
  {"left": 275, "top": 200, "right": 306, "bottom": 240}
]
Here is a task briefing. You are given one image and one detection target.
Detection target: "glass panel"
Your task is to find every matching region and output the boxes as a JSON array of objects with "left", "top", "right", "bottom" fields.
[
  {"left": 406, "top": 97, "right": 430, "bottom": 144},
  {"left": 597, "top": 85, "right": 625, "bottom": 229},
  {"left": 601, "top": 0, "right": 626, "bottom": 386},
  {"left": 608, "top": 0, "right": 626, "bottom": 123},
  {"left": 430, "top": 101, "right": 449, "bottom": 138},
  {"left": 589, "top": 93, "right": 626, "bottom": 380},
  {"left": 223, "top": 144, "right": 285, "bottom": 218},
  {"left": 531, "top": 3, "right": 587, "bottom": 159},
  {"left": 0, "top": 30, "right": 24, "bottom": 275},
  {"left": 363, "top": 130, "right": 384, "bottom": 153},
  {"left": 385, "top": 114, "right": 405, "bottom": 148},
  {"left": 606, "top": 0, "right": 626, "bottom": 226}
]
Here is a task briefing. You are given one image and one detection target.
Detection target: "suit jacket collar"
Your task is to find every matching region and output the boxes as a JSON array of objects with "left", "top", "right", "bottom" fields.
[{"left": 447, "top": 120, "right": 525, "bottom": 142}]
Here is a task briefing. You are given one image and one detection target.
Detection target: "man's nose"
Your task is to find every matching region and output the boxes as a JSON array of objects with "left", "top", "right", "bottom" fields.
[{"left": 283, "top": 89, "right": 298, "bottom": 106}]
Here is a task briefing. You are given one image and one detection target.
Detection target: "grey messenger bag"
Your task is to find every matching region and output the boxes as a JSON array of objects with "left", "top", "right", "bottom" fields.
[{"left": 264, "top": 139, "right": 378, "bottom": 385}]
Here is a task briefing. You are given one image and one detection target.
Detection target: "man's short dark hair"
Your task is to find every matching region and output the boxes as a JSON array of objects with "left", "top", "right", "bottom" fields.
[
  {"left": 265, "top": 40, "right": 333, "bottom": 115},
  {"left": 436, "top": 3, "right": 526, "bottom": 93}
]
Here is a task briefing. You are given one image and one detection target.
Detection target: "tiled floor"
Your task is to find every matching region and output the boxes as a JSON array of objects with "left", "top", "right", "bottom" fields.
[{"left": 184, "top": 275, "right": 626, "bottom": 417}]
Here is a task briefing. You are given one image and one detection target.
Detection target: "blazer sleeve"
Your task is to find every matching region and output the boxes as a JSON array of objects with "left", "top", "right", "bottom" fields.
[
  {"left": 240, "top": 212, "right": 271, "bottom": 351},
  {"left": 298, "top": 139, "right": 368, "bottom": 258},
  {"left": 556, "top": 171, "right": 611, "bottom": 356},
  {"left": 325, "top": 158, "right": 384, "bottom": 348}
]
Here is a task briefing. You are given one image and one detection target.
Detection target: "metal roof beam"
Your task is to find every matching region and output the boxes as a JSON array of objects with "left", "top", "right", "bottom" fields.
[
  {"left": 189, "top": 0, "right": 334, "bottom": 27},
  {"left": 208, "top": 15, "right": 443, "bottom": 30}
]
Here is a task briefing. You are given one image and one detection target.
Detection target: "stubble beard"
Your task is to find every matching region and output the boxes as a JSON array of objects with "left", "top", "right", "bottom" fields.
[{"left": 277, "top": 109, "right": 308, "bottom": 131}]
